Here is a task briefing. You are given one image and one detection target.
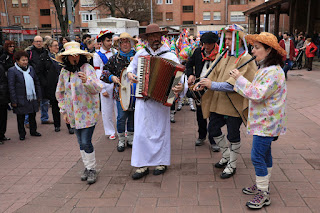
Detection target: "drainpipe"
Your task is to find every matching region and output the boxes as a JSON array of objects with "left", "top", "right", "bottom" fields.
[
  {"left": 225, "top": 0, "right": 228, "bottom": 25},
  {"left": 3, "top": 0, "right": 10, "bottom": 26}
]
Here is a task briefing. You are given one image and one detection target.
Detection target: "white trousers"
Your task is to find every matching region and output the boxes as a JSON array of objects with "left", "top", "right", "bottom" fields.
[{"left": 100, "top": 83, "right": 117, "bottom": 136}]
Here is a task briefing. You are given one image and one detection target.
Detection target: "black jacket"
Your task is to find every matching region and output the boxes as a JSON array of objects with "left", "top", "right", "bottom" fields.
[
  {"left": 8, "top": 65, "right": 41, "bottom": 115},
  {"left": 38, "top": 50, "right": 62, "bottom": 100},
  {"left": 185, "top": 47, "right": 206, "bottom": 78},
  {"left": 26, "top": 46, "right": 45, "bottom": 75},
  {"left": 0, "top": 51, "right": 15, "bottom": 72},
  {"left": 0, "top": 64, "right": 10, "bottom": 104}
]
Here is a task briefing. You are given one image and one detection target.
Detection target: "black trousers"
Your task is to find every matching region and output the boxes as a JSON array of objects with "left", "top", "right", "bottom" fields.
[
  {"left": 306, "top": 57, "right": 314, "bottom": 70},
  {"left": 51, "top": 99, "right": 61, "bottom": 128},
  {"left": 17, "top": 113, "right": 37, "bottom": 137},
  {"left": 208, "top": 112, "right": 243, "bottom": 143},
  {"left": 0, "top": 104, "right": 8, "bottom": 139},
  {"left": 196, "top": 104, "right": 207, "bottom": 139}
]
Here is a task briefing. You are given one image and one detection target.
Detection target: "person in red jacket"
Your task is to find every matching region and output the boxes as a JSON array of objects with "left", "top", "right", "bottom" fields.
[
  {"left": 304, "top": 38, "right": 318, "bottom": 71},
  {"left": 279, "top": 32, "right": 295, "bottom": 79}
]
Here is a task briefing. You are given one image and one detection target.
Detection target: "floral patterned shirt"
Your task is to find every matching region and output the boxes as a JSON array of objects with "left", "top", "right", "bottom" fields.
[
  {"left": 55, "top": 63, "right": 103, "bottom": 129},
  {"left": 234, "top": 65, "right": 287, "bottom": 137}
]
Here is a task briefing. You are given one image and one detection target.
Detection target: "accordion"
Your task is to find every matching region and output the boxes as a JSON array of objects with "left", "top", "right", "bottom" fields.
[{"left": 135, "top": 56, "right": 185, "bottom": 107}]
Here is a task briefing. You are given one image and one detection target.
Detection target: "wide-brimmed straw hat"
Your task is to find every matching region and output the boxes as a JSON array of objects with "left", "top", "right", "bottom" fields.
[
  {"left": 245, "top": 32, "right": 287, "bottom": 56},
  {"left": 139, "top": 24, "right": 168, "bottom": 39},
  {"left": 96, "top": 30, "right": 114, "bottom": 42},
  {"left": 114, "top": 32, "right": 138, "bottom": 46},
  {"left": 56, "top": 42, "right": 93, "bottom": 63}
]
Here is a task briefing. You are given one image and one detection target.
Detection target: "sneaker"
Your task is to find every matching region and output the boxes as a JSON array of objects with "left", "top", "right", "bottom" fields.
[
  {"left": 242, "top": 184, "right": 258, "bottom": 195},
  {"left": 109, "top": 135, "right": 116, "bottom": 140},
  {"left": 117, "top": 140, "right": 125, "bottom": 152},
  {"left": 195, "top": 138, "right": 205, "bottom": 146},
  {"left": 246, "top": 190, "right": 271, "bottom": 209},
  {"left": 211, "top": 144, "right": 220, "bottom": 152},
  {"left": 81, "top": 168, "right": 89, "bottom": 181},
  {"left": 87, "top": 169, "right": 97, "bottom": 184}
]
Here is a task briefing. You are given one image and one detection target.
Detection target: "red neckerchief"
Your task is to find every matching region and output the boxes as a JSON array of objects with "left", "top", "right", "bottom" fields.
[{"left": 201, "top": 43, "right": 219, "bottom": 62}]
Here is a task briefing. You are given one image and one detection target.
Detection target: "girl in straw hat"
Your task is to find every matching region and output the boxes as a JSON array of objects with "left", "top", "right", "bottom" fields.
[
  {"left": 229, "top": 32, "right": 287, "bottom": 209},
  {"left": 55, "top": 42, "right": 103, "bottom": 184}
]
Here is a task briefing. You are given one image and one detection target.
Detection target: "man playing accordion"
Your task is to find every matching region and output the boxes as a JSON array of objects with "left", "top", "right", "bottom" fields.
[{"left": 127, "top": 24, "right": 186, "bottom": 180}]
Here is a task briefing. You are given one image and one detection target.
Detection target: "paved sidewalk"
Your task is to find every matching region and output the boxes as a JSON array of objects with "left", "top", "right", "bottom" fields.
[{"left": 1, "top": 67, "right": 320, "bottom": 213}]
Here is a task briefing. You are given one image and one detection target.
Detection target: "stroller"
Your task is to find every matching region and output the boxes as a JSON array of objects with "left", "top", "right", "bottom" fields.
[{"left": 292, "top": 48, "right": 304, "bottom": 70}]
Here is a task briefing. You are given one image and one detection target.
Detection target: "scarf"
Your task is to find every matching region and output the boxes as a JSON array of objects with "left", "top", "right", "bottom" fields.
[
  {"left": 201, "top": 43, "right": 219, "bottom": 61},
  {"left": 119, "top": 49, "right": 135, "bottom": 62},
  {"left": 15, "top": 63, "right": 37, "bottom": 101}
]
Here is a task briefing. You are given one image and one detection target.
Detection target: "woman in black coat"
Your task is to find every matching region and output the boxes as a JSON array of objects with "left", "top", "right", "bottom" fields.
[
  {"left": 0, "top": 63, "right": 10, "bottom": 144},
  {"left": 0, "top": 40, "right": 15, "bottom": 72},
  {"left": 8, "top": 51, "right": 42, "bottom": 140}
]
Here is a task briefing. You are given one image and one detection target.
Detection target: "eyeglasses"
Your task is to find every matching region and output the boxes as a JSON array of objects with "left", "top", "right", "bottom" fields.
[
  {"left": 9, "top": 46, "right": 15, "bottom": 48},
  {"left": 34, "top": 41, "right": 43, "bottom": 43}
]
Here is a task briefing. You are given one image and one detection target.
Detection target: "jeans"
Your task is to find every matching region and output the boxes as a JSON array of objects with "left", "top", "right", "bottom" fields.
[
  {"left": 116, "top": 101, "right": 134, "bottom": 133},
  {"left": 282, "top": 59, "right": 293, "bottom": 77},
  {"left": 208, "top": 112, "right": 243, "bottom": 143},
  {"left": 24, "top": 99, "right": 50, "bottom": 124},
  {"left": 74, "top": 125, "right": 95, "bottom": 153},
  {"left": 251, "top": 135, "right": 273, "bottom": 177}
]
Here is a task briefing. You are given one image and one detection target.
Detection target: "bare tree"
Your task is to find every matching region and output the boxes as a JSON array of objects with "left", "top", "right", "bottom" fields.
[
  {"left": 95, "top": 0, "right": 152, "bottom": 23},
  {"left": 51, "top": 0, "right": 80, "bottom": 37}
]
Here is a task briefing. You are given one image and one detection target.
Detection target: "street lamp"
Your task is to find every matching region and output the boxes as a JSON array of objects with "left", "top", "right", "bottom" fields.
[{"left": 51, "top": 8, "right": 58, "bottom": 40}]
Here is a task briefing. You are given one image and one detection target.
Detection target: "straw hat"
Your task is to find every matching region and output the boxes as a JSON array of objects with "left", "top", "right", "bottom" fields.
[
  {"left": 56, "top": 42, "right": 93, "bottom": 63},
  {"left": 96, "top": 30, "right": 114, "bottom": 42},
  {"left": 114, "top": 32, "right": 138, "bottom": 46},
  {"left": 245, "top": 32, "right": 287, "bottom": 56},
  {"left": 139, "top": 24, "right": 168, "bottom": 39}
]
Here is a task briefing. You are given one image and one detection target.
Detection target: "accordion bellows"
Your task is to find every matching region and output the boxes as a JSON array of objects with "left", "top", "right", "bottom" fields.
[{"left": 136, "top": 56, "right": 185, "bottom": 107}]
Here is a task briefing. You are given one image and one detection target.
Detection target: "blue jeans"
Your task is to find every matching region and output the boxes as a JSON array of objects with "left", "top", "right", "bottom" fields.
[
  {"left": 251, "top": 135, "right": 273, "bottom": 177},
  {"left": 24, "top": 99, "right": 49, "bottom": 124},
  {"left": 282, "top": 59, "right": 293, "bottom": 76},
  {"left": 75, "top": 125, "right": 95, "bottom": 153},
  {"left": 116, "top": 101, "right": 134, "bottom": 133}
]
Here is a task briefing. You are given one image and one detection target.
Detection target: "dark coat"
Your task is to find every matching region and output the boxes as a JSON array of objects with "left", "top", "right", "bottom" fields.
[
  {"left": 0, "top": 51, "right": 15, "bottom": 72},
  {"left": 38, "top": 50, "right": 62, "bottom": 100},
  {"left": 185, "top": 47, "right": 206, "bottom": 78},
  {"left": 8, "top": 65, "right": 41, "bottom": 115},
  {"left": 0, "top": 64, "right": 10, "bottom": 104},
  {"left": 26, "top": 46, "right": 45, "bottom": 75}
]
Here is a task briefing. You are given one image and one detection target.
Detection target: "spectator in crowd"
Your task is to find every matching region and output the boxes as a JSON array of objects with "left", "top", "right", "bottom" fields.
[
  {"left": 59, "top": 37, "right": 70, "bottom": 51},
  {"left": 75, "top": 35, "right": 81, "bottom": 43},
  {"left": 8, "top": 51, "right": 42, "bottom": 141},
  {"left": 94, "top": 40, "right": 101, "bottom": 52},
  {"left": 85, "top": 39, "right": 96, "bottom": 66},
  {"left": 0, "top": 40, "right": 16, "bottom": 72},
  {"left": 25, "top": 36, "right": 53, "bottom": 127},
  {"left": 295, "top": 35, "right": 305, "bottom": 69},
  {"left": 279, "top": 32, "right": 295, "bottom": 79},
  {"left": 81, "top": 34, "right": 91, "bottom": 50},
  {"left": 303, "top": 38, "right": 318, "bottom": 71},
  {"left": 277, "top": 32, "right": 283, "bottom": 42},
  {"left": 0, "top": 62, "right": 10, "bottom": 144},
  {"left": 55, "top": 42, "right": 102, "bottom": 184}
]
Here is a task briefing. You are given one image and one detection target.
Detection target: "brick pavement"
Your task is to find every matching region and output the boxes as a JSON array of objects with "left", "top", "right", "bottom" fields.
[{"left": 1, "top": 65, "right": 320, "bottom": 213}]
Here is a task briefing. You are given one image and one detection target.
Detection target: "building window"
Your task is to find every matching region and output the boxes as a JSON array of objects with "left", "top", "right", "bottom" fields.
[
  {"left": 14, "top": 16, "right": 20, "bottom": 24},
  {"left": 80, "top": 0, "right": 95, "bottom": 7},
  {"left": 41, "top": 24, "right": 52, "bottom": 28},
  {"left": 81, "top": 13, "right": 97, "bottom": 23},
  {"left": 156, "top": 0, "right": 163, "bottom": 4},
  {"left": 165, "top": 0, "right": 173, "bottom": 4},
  {"left": 214, "top": 0, "right": 221, "bottom": 2},
  {"left": 166, "top": 12, "right": 173, "bottom": 21},
  {"left": 230, "top": 0, "right": 247, "bottom": 5},
  {"left": 21, "top": 0, "right": 28, "bottom": 7},
  {"left": 230, "top": 11, "right": 246, "bottom": 22},
  {"left": 182, "top": 6, "right": 193, "bottom": 13},
  {"left": 203, "top": 12, "right": 210, "bottom": 21},
  {"left": 155, "top": 12, "right": 163, "bottom": 21},
  {"left": 182, "top": 21, "right": 193, "bottom": 25},
  {"left": 203, "top": 0, "right": 210, "bottom": 3},
  {"left": 213, "top": 12, "right": 221, "bottom": 20},
  {"left": 40, "top": 9, "right": 51, "bottom": 16},
  {"left": 23, "top": 16, "right": 30, "bottom": 24},
  {"left": 12, "top": 0, "right": 19, "bottom": 7}
]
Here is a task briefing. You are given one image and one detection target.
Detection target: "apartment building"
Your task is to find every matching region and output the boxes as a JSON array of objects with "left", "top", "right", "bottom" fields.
[
  {"left": 0, "top": 0, "right": 108, "bottom": 43},
  {"left": 155, "top": 0, "right": 267, "bottom": 35}
]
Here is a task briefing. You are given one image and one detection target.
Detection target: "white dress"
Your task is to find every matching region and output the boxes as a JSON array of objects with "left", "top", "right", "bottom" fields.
[
  {"left": 93, "top": 47, "right": 117, "bottom": 136},
  {"left": 127, "top": 45, "right": 187, "bottom": 167}
]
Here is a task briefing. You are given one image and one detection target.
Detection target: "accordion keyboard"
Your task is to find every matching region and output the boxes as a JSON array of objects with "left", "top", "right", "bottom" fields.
[{"left": 135, "top": 57, "right": 144, "bottom": 98}]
